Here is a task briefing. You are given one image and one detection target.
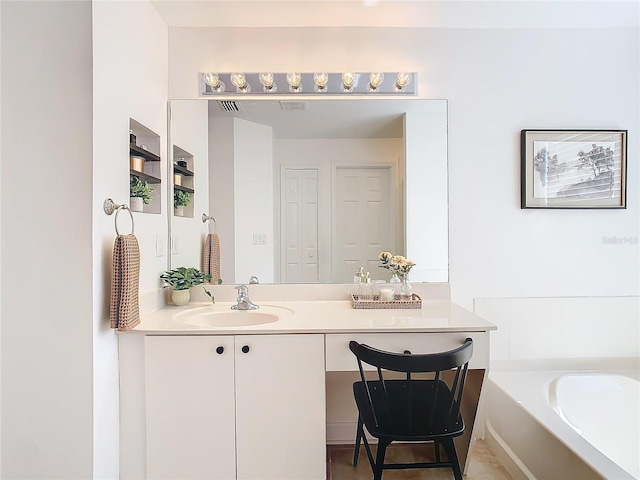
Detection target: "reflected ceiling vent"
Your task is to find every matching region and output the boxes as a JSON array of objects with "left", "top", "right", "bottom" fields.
[
  {"left": 217, "top": 100, "right": 242, "bottom": 112},
  {"left": 280, "top": 101, "right": 307, "bottom": 111}
]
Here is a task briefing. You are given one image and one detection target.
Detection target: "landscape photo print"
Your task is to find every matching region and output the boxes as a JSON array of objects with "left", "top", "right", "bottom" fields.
[{"left": 521, "top": 130, "right": 627, "bottom": 208}]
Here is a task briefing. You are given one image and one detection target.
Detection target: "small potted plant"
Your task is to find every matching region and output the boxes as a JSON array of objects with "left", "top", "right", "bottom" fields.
[
  {"left": 174, "top": 190, "right": 191, "bottom": 217},
  {"left": 160, "top": 267, "right": 212, "bottom": 306},
  {"left": 130, "top": 175, "right": 154, "bottom": 212}
]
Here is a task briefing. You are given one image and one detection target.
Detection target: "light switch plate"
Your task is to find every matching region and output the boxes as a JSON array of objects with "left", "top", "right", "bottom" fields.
[
  {"left": 155, "top": 235, "right": 165, "bottom": 257},
  {"left": 252, "top": 233, "right": 267, "bottom": 245},
  {"left": 172, "top": 235, "right": 180, "bottom": 255}
]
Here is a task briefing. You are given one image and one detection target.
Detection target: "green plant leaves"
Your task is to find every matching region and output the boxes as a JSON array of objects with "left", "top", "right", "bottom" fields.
[
  {"left": 160, "top": 267, "right": 212, "bottom": 290},
  {"left": 174, "top": 190, "right": 191, "bottom": 208},
  {"left": 130, "top": 175, "right": 154, "bottom": 204}
]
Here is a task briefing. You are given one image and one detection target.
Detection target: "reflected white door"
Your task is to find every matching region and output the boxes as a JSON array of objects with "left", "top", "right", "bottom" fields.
[
  {"left": 281, "top": 168, "right": 319, "bottom": 283},
  {"left": 332, "top": 166, "right": 395, "bottom": 283}
]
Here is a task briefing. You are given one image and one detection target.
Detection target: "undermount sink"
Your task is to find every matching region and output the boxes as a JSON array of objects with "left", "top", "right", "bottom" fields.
[{"left": 174, "top": 305, "right": 293, "bottom": 328}]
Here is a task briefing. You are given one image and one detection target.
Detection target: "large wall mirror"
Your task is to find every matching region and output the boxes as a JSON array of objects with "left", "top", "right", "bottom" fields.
[{"left": 168, "top": 98, "right": 448, "bottom": 285}]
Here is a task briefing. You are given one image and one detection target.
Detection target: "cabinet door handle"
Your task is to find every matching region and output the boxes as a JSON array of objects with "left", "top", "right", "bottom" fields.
[
  {"left": 241, "top": 345, "right": 250, "bottom": 354},
  {"left": 216, "top": 346, "right": 224, "bottom": 354}
]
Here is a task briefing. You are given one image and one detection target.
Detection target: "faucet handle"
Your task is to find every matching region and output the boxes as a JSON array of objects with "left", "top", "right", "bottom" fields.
[
  {"left": 249, "top": 276, "right": 259, "bottom": 284},
  {"left": 235, "top": 284, "right": 249, "bottom": 297}
]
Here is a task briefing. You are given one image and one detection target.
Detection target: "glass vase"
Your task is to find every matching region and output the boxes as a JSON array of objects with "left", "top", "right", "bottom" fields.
[
  {"left": 389, "top": 273, "right": 401, "bottom": 300},
  {"left": 399, "top": 275, "right": 413, "bottom": 300}
]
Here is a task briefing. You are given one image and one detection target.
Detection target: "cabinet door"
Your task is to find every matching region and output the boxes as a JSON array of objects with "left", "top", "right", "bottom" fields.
[
  {"left": 145, "top": 336, "right": 236, "bottom": 479},
  {"left": 235, "top": 334, "right": 326, "bottom": 480}
]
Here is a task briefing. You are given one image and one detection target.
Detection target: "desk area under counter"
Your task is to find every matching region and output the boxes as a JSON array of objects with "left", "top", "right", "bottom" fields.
[{"left": 119, "top": 284, "right": 496, "bottom": 480}]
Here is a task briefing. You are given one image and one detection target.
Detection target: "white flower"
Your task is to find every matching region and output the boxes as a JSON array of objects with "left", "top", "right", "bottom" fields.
[{"left": 378, "top": 251, "right": 415, "bottom": 278}]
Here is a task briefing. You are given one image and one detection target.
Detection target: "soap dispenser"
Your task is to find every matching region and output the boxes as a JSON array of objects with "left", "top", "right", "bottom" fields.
[
  {"left": 354, "top": 266, "right": 365, "bottom": 284},
  {"left": 358, "top": 272, "right": 372, "bottom": 300}
]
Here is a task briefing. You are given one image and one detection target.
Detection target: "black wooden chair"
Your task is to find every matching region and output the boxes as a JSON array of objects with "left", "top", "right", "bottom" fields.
[{"left": 349, "top": 338, "right": 473, "bottom": 480}]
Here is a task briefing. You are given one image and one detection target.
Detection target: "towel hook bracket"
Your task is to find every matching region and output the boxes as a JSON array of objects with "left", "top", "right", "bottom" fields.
[
  {"left": 202, "top": 214, "right": 217, "bottom": 233},
  {"left": 104, "top": 198, "right": 120, "bottom": 216},
  {"left": 104, "top": 198, "right": 134, "bottom": 235}
]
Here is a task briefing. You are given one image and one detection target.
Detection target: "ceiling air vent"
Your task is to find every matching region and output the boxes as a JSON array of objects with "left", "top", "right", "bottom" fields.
[
  {"left": 217, "top": 100, "right": 242, "bottom": 112},
  {"left": 279, "top": 101, "right": 307, "bottom": 111}
]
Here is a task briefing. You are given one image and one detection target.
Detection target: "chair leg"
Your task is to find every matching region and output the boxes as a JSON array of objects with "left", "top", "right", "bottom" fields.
[
  {"left": 441, "top": 439, "right": 463, "bottom": 480},
  {"left": 373, "top": 440, "right": 389, "bottom": 480},
  {"left": 434, "top": 440, "right": 441, "bottom": 462},
  {"left": 353, "top": 416, "right": 364, "bottom": 466}
]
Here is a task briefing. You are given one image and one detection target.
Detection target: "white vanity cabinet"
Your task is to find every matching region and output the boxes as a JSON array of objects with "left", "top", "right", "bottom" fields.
[{"left": 143, "top": 334, "right": 326, "bottom": 480}]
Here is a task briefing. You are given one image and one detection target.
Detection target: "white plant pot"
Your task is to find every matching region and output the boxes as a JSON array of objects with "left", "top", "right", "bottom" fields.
[
  {"left": 171, "top": 289, "right": 190, "bottom": 306},
  {"left": 130, "top": 196, "right": 144, "bottom": 212},
  {"left": 174, "top": 205, "right": 185, "bottom": 217}
]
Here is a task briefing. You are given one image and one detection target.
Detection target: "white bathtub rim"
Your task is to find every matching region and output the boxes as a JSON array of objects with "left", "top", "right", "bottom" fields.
[
  {"left": 488, "top": 362, "right": 639, "bottom": 480},
  {"left": 546, "top": 373, "right": 640, "bottom": 479}
]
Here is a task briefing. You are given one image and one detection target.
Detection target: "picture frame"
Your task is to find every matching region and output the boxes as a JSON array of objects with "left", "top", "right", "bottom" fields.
[{"left": 521, "top": 129, "right": 627, "bottom": 209}]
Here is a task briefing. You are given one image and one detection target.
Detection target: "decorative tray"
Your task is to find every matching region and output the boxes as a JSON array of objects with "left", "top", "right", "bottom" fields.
[{"left": 350, "top": 294, "right": 422, "bottom": 310}]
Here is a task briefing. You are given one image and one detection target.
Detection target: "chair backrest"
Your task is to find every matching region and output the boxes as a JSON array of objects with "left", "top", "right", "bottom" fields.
[{"left": 349, "top": 338, "right": 474, "bottom": 430}]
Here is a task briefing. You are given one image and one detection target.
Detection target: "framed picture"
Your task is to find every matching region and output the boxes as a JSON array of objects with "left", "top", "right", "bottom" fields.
[{"left": 521, "top": 129, "right": 627, "bottom": 209}]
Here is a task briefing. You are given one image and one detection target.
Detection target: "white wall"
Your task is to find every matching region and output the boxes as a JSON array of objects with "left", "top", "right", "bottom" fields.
[
  {"left": 475, "top": 296, "right": 640, "bottom": 360},
  {"left": 209, "top": 116, "right": 236, "bottom": 283},
  {"left": 169, "top": 100, "right": 209, "bottom": 270},
  {"left": 0, "top": 0, "right": 3, "bottom": 471},
  {"left": 405, "top": 109, "right": 449, "bottom": 282},
  {"left": 1, "top": 2, "right": 93, "bottom": 478},
  {"left": 168, "top": 24, "right": 639, "bottom": 309},
  {"left": 93, "top": 1, "right": 167, "bottom": 477},
  {"left": 234, "top": 118, "right": 274, "bottom": 283}
]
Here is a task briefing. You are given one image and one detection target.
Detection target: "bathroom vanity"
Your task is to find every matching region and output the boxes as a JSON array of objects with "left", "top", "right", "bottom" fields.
[{"left": 118, "top": 284, "right": 496, "bottom": 480}]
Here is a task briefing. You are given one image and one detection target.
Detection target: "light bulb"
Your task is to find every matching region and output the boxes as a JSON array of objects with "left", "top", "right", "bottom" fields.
[
  {"left": 203, "top": 72, "right": 225, "bottom": 92},
  {"left": 395, "top": 72, "right": 412, "bottom": 91},
  {"left": 313, "top": 72, "right": 329, "bottom": 92},
  {"left": 368, "top": 72, "right": 384, "bottom": 92},
  {"left": 230, "top": 72, "right": 250, "bottom": 92},
  {"left": 286, "top": 72, "right": 302, "bottom": 92},
  {"left": 341, "top": 72, "right": 356, "bottom": 92},
  {"left": 204, "top": 72, "right": 219, "bottom": 87},
  {"left": 258, "top": 72, "right": 277, "bottom": 93}
]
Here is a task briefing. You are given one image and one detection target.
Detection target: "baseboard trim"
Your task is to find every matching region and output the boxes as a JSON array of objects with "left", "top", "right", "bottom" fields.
[{"left": 327, "top": 422, "right": 375, "bottom": 445}]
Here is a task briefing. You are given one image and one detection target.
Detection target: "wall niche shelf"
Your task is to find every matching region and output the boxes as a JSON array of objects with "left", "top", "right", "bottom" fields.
[
  {"left": 130, "top": 170, "right": 161, "bottom": 184},
  {"left": 130, "top": 144, "right": 161, "bottom": 163},
  {"left": 130, "top": 118, "right": 162, "bottom": 215},
  {"left": 173, "top": 144, "right": 195, "bottom": 218},
  {"left": 173, "top": 164, "right": 194, "bottom": 177},
  {"left": 174, "top": 185, "right": 194, "bottom": 194}
]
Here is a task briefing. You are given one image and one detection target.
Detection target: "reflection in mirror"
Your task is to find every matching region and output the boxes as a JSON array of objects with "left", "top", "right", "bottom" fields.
[{"left": 168, "top": 99, "right": 448, "bottom": 285}]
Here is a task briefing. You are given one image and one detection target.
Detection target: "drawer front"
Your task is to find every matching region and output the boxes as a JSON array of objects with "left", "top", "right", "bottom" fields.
[{"left": 325, "top": 332, "right": 488, "bottom": 371}]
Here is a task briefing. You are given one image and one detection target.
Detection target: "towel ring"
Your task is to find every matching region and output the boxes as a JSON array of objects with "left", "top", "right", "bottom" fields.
[
  {"left": 104, "top": 198, "right": 135, "bottom": 235},
  {"left": 202, "top": 214, "right": 216, "bottom": 233}
]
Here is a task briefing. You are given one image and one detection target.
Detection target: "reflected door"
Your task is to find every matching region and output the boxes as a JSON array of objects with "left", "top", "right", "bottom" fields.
[
  {"left": 332, "top": 166, "right": 395, "bottom": 282},
  {"left": 281, "top": 168, "right": 319, "bottom": 283}
]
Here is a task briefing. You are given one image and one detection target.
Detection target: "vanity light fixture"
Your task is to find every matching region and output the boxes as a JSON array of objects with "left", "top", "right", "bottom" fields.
[
  {"left": 258, "top": 72, "right": 277, "bottom": 93},
  {"left": 286, "top": 72, "right": 303, "bottom": 92},
  {"left": 200, "top": 72, "right": 417, "bottom": 96},
  {"left": 230, "top": 72, "right": 250, "bottom": 93}
]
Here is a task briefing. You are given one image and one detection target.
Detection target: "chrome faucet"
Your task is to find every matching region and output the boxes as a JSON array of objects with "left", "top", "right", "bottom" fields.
[{"left": 231, "top": 284, "right": 259, "bottom": 310}]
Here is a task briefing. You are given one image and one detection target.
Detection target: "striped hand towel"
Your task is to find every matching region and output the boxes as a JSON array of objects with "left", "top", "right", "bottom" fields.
[
  {"left": 203, "top": 233, "right": 221, "bottom": 283},
  {"left": 109, "top": 234, "right": 141, "bottom": 332}
]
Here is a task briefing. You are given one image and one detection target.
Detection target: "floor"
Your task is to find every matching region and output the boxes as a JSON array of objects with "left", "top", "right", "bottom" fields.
[{"left": 326, "top": 440, "right": 512, "bottom": 480}]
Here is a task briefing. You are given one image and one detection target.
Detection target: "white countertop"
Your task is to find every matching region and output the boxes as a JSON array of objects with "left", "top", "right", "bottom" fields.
[{"left": 129, "top": 299, "right": 497, "bottom": 335}]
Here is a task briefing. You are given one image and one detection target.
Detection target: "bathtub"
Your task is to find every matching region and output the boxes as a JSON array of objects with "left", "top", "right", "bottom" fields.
[{"left": 483, "top": 358, "right": 639, "bottom": 480}]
